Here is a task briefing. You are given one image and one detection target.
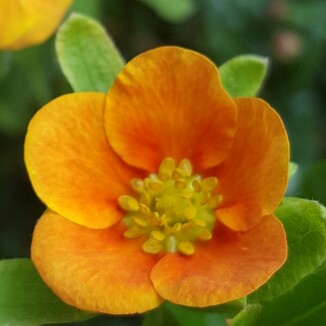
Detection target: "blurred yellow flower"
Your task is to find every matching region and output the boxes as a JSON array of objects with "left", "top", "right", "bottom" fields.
[{"left": 0, "top": 0, "right": 72, "bottom": 50}]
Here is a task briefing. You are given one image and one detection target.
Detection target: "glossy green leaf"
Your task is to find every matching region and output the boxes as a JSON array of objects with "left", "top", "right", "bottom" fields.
[
  {"left": 232, "top": 262, "right": 326, "bottom": 326},
  {"left": 139, "top": 0, "right": 197, "bottom": 23},
  {"left": 249, "top": 198, "right": 326, "bottom": 302},
  {"left": 0, "top": 258, "right": 94, "bottom": 325},
  {"left": 143, "top": 302, "right": 228, "bottom": 326},
  {"left": 56, "top": 13, "right": 125, "bottom": 92},
  {"left": 219, "top": 54, "right": 269, "bottom": 97}
]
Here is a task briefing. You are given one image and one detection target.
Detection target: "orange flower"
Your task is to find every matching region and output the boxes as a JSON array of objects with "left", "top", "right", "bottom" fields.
[
  {"left": 25, "top": 47, "right": 289, "bottom": 314},
  {"left": 0, "top": 0, "right": 72, "bottom": 50}
]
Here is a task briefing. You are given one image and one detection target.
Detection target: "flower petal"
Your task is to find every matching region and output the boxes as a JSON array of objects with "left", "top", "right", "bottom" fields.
[
  {"left": 32, "top": 210, "right": 162, "bottom": 314},
  {"left": 105, "top": 46, "right": 236, "bottom": 172},
  {"left": 25, "top": 93, "right": 142, "bottom": 229},
  {"left": 212, "top": 98, "right": 289, "bottom": 231},
  {"left": 0, "top": 0, "right": 72, "bottom": 50},
  {"left": 150, "top": 214, "right": 287, "bottom": 307}
]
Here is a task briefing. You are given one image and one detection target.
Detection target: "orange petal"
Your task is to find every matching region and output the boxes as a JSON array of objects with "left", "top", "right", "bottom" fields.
[
  {"left": 0, "top": 0, "right": 72, "bottom": 50},
  {"left": 25, "top": 93, "right": 142, "bottom": 229},
  {"left": 32, "top": 210, "right": 162, "bottom": 314},
  {"left": 212, "top": 98, "right": 289, "bottom": 231},
  {"left": 150, "top": 215, "right": 287, "bottom": 307},
  {"left": 105, "top": 46, "right": 236, "bottom": 172}
]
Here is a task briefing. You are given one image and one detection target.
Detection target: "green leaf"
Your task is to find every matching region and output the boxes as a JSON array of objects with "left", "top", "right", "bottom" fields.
[
  {"left": 56, "top": 13, "right": 125, "bottom": 92},
  {"left": 249, "top": 198, "right": 326, "bottom": 302},
  {"left": 0, "top": 258, "right": 94, "bottom": 326},
  {"left": 232, "top": 262, "right": 326, "bottom": 326},
  {"left": 139, "top": 0, "right": 197, "bottom": 23},
  {"left": 219, "top": 54, "right": 269, "bottom": 97},
  {"left": 143, "top": 302, "right": 229, "bottom": 326},
  {"left": 230, "top": 304, "right": 262, "bottom": 326}
]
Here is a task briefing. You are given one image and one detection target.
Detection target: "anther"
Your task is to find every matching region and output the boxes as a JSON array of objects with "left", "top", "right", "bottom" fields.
[
  {"left": 193, "top": 218, "right": 207, "bottom": 227},
  {"left": 208, "top": 195, "right": 222, "bottom": 209},
  {"left": 140, "top": 192, "right": 151, "bottom": 206},
  {"left": 134, "top": 217, "right": 147, "bottom": 228},
  {"left": 118, "top": 195, "right": 139, "bottom": 212},
  {"left": 175, "top": 178, "right": 187, "bottom": 189},
  {"left": 178, "top": 241, "right": 195, "bottom": 255},
  {"left": 201, "top": 177, "right": 218, "bottom": 192},
  {"left": 172, "top": 168, "right": 184, "bottom": 180},
  {"left": 159, "top": 213, "right": 169, "bottom": 226},
  {"left": 178, "top": 159, "right": 192, "bottom": 177},
  {"left": 158, "top": 157, "right": 175, "bottom": 180},
  {"left": 142, "top": 238, "right": 162, "bottom": 254},
  {"left": 151, "top": 212, "right": 160, "bottom": 222},
  {"left": 124, "top": 226, "right": 144, "bottom": 238},
  {"left": 181, "top": 189, "right": 193, "bottom": 199},
  {"left": 149, "top": 180, "right": 163, "bottom": 191},
  {"left": 151, "top": 212, "right": 161, "bottom": 226},
  {"left": 130, "top": 178, "right": 145, "bottom": 193},
  {"left": 139, "top": 203, "right": 150, "bottom": 215},
  {"left": 151, "top": 230, "right": 165, "bottom": 242},
  {"left": 198, "top": 229, "right": 212, "bottom": 241},
  {"left": 200, "top": 192, "right": 210, "bottom": 205},
  {"left": 172, "top": 223, "right": 182, "bottom": 233},
  {"left": 192, "top": 179, "right": 202, "bottom": 192},
  {"left": 184, "top": 205, "right": 196, "bottom": 219}
]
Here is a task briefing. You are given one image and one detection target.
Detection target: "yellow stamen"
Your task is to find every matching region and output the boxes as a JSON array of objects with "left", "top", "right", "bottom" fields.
[
  {"left": 194, "top": 218, "right": 207, "bottom": 227},
  {"left": 158, "top": 157, "right": 175, "bottom": 180},
  {"left": 184, "top": 205, "right": 196, "bottom": 219},
  {"left": 172, "top": 223, "right": 182, "bottom": 233},
  {"left": 118, "top": 195, "right": 139, "bottom": 211},
  {"left": 198, "top": 229, "right": 212, "bottom": 241},
  {"left": 178, "top": 159, "right": 192, "bottom": 177},
  {"left": 181, "top": 189, "right": 193, "bottom": 198},
  {"left": 124, "top": 226, "right": 144, "bottom": 238},
  {"left": 151, "top": 230, "right": 165, "bottom": 241},
  {"left": 209, "top": 195, "right": 223, "bottom": 209},
  {"left": 201, "top": 177, "right": 218, "bottom": 192},
  {"left": 130, "top": 178, "right": 145, "bottom": 193},
  {"left": 200, "top": 192, "right": 211, "bottom": 205},
  {"left": 175, "top": 178, "right": 187, "bottom": 189},
  {"left": 192, "top": 179, "right": 202, "bottom": 192},
  {"left": 172, "top": 168, "right": 184, "bottom": 180},
  {"left": 178, "top": 241, "right": 195, "bottom": 255},
  {"left": 149, "top": 180, "right": 163, "bottom": 191},
  {"left": 120, "top": 158, "right": 222, "bottom": 256},
  {"left": 140, "top": 192, "right": 151, "bottom": 206},
  {"left": 139, "top": 203, "right": 150, "bottom": 215},
  {"left": 134, "top": 217, "right": 147, "bottom": 228},
  {"left": 142, "top": 238, "right": 162, "bottom": 254}
]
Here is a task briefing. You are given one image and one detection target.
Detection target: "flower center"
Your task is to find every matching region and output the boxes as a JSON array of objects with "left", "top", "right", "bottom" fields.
[{"left": 118, "top": 158, "right": 222, "bottom": 255}]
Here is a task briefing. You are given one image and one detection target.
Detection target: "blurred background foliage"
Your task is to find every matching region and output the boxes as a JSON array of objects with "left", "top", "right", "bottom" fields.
[{"left": 0, "top": 0, "right": 325, "bottom": 324}]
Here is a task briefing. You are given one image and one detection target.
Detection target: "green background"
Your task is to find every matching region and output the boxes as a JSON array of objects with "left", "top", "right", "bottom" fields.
[{"left": 0, "top": 0, "right": 325, "bottom": 325}]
